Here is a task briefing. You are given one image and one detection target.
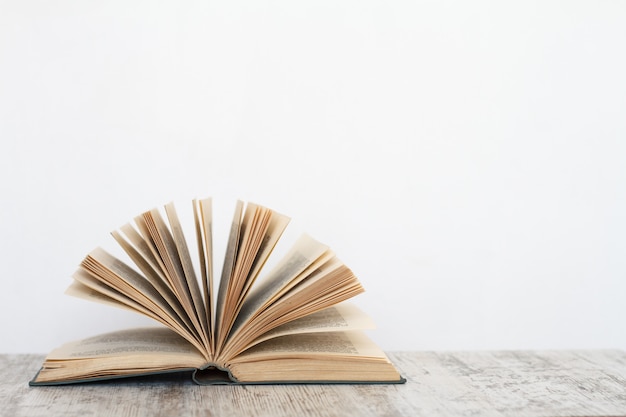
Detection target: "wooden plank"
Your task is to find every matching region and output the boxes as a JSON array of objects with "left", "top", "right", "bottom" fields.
[{"left": 2, "top": 351, "right": 626, "bottom": 417}]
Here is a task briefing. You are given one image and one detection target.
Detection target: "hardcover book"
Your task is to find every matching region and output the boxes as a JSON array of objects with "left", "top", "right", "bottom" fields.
[{"left": 30, "top": 199, "right": 404, "bottom": 385}]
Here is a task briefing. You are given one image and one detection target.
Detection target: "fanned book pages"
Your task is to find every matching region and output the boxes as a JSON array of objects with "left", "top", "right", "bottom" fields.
[{"left": 30, "top": 199, "right": 405, "bottom": 385}]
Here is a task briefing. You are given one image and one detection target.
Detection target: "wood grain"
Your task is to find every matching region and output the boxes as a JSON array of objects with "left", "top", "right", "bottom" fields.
[{"left": 2, "top": 351, "right": 626, "bottom": 417}]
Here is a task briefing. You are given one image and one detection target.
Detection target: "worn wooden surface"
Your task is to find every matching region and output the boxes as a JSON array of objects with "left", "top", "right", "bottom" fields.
[{"left": 2, "top": 351, "right": 626, "bottom": 417}]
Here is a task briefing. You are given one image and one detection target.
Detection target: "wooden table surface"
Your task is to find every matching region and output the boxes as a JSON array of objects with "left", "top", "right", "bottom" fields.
[{"left": 2, "top": 351, "right": 626, "bottom": 417}]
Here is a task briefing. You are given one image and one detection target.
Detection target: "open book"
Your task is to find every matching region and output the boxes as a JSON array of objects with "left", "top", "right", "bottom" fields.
[{"left": 30, "top": 199, "right": 404, "bottom": 385}]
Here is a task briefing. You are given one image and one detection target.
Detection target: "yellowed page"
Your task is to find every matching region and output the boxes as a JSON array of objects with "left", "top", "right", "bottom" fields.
[
  {"left": 46, "top": 327, "right": 204, "bottom": 360},
  {"left": 34, "top": 327, "right": 206, "bottom": 383},
  {"left": 232, "top": 234, "right": 331, "bottom": 335},
  {"left": 237, "top": 209, "right": 290, "bottom": 310},
  {"left": 193, "top": 198, "right": 214, "bottom": 354},
  {"left": 216, "top": 203, "right": 289, "bottom": 352},
  {"left": 229, "top": 331, "right": 389, "bottom": 363},
  {"left": 66, "top": 279, "right": 149, "bottom": 315},
  {"left": 215, "top": 200, "right": 243, "bottom": 345},
  {"left": 142, "top": 208, "right": 205, "bottom": 342},
  {"left": 111, "top": 227, "right": 194, "bottom": 329},
  {"left": 165, "top": 202, "right": 210, "bottom": 351},
  {"left": 77, "top": 249, "right": 206, "bottom": 355},
  {"left": 238, "top": 303, "right": 375, "bottom": 353},
  {"left": 220, "top": 254, "right": 363, "bottom": 360}
]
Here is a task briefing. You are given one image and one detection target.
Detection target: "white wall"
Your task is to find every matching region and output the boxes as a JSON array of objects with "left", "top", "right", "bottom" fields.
[{"left": 1, "top": 1, "right": 625, "bottom": 354}]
